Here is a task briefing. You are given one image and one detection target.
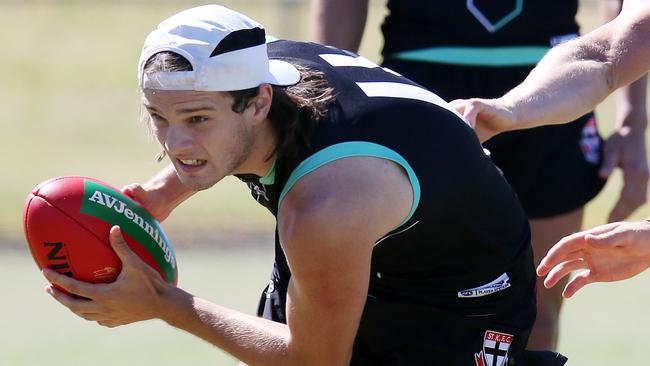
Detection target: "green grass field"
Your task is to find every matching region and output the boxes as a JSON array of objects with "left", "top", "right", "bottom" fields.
[{"left": 2, "top": 1, "right": 650, "bottom": 364}]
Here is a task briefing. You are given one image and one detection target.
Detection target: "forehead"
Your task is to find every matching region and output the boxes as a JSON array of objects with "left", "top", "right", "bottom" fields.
[{"left": 142, "top": 89, "right": 232, "bottom": 111}]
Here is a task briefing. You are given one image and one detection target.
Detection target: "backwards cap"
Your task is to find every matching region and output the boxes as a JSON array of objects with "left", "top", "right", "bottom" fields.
[{"left": 137, "top": 5, "right": 300, "bottom": 91}]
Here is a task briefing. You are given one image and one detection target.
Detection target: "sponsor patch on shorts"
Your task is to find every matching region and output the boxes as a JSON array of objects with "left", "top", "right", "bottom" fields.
[
  {"left": 579, "top": 117, "right": 600, "bottom": 164},
  {"left": 458, "top": 272, "right": 511, "bottom": 298},
  {"left": 474, "top": 330, "right": 513, "bottom": 366}
]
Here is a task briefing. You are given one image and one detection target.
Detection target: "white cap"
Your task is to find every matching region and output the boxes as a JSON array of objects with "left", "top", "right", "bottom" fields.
[{"left": 137, "top": 5, "right": 301, "bottom": 91}]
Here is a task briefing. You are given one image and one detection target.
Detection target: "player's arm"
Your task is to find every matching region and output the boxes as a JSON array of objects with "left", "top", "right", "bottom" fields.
[
  {"left": 599, "top": 0, "right": 649, "bottom": 221},
  {"left": 311, "top": 0, "right": 368, "bottom": 52},
  {"left": 42, "top": 156, "right": 412, "bottom": 365},
  {"left": 122, "top": 164, "right": 196, "bottom": 221},
  {"left": 452, "top": 0, "right": 650, "bottom": 140}
]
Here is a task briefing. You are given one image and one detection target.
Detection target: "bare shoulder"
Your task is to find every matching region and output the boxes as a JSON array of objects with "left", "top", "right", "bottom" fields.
[{"left": 278, "top": 156, "right": 413, "bottom": 251}]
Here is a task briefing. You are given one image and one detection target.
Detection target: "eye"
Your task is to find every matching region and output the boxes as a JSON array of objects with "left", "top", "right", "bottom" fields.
[
  {"left": 149, "top": 112, "right": 164, "bottom": 122},
  {"left": 189, "top": 115, "right": 209, "bottom": 124},
  {"left": 148, "top": 113, "right": 168, "bottom": 129}
]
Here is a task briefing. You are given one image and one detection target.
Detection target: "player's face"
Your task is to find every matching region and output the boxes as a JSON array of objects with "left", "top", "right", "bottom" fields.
[{"left": 142, "top": 89, "right": 256, "bottom": 191}]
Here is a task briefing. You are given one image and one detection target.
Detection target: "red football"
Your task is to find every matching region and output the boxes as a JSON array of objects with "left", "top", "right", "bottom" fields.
[{"left": 22, "top": 176, "right": 178, "bottom": 286}]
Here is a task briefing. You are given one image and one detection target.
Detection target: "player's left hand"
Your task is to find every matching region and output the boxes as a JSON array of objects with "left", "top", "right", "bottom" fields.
[
  {"left": 42, "top": 226, "right": 171, "bottom": 328},
  {"left": 599, "top": 122, "right": 649, "bottom": 222},
  {"left": 537, "top": 220, "right": 650, "bottom": 298}
]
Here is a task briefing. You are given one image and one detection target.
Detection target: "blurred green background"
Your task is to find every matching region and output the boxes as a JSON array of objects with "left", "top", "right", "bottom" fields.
[{"left": 2, "top": 0, "right": 649, "bottom": 365}]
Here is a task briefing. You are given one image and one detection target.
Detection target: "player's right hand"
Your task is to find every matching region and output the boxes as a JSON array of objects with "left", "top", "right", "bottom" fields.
[
  {"left": 122, "top": 183, "right": 173, "bottom": 222},
  {"left": 450, "top": 98, "right": 517, "bottom": 142}
]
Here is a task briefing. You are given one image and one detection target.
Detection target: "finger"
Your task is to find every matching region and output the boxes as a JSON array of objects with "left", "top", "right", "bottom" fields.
[
  {"left": 448, "top": 99, "right": 467, "bottom": 113},
  {"left": 536, "top": 249, "right": 584, "bottom": 276},
  {"left": 109, "top": 226, "right": 137, "bottom": 265},
  {"left": 562, "top": 270, "right": 595, "bottom": 298},
  {"left": 461, "top": 100, "right": 481, "bottom": 127},
  {"left": 537, "top": 233, "right": 589, "bottom": 275},
  {"left": 121, "top": 183, "right": 144, "bottom": 203},
  {"left": 598, "top": 145, "right": 618, "bottom": 179},
  {"left": 97, "top": 320, "right": 121, "bottom": 328},
  {"left": 543, "top": 259, "right": 587, "bottom": 288},
  {"left": 42, "top": 268, "right": 98, "bottom": 298},
  {"left": 45, "top": 283, "right": 97, "bottom": 312}
]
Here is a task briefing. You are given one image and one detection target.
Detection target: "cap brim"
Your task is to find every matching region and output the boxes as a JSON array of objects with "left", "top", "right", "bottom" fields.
[{"left": 265, "top": 59, "right": 300, "bottom": 87}]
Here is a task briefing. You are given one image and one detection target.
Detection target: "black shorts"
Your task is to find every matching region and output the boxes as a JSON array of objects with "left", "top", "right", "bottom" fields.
[
  {"left": 382, "top": 58, "right": 606, "bottom": 218},
  {"left": 257, "top": 252, "right": 538, "bottom": 365}
]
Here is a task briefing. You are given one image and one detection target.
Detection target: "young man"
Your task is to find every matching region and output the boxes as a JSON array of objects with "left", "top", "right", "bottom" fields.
[
  {"left": 42, "top": 5, "right": 561, "bottom": 365},
  {"left": 312, "top": 0, "right": 648, "bottom": 350},
  {"left": 452, "top": 0, "right": 650, "bottom": 298}
]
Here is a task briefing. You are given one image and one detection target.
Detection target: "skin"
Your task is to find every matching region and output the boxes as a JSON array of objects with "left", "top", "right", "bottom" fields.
[
  {"left": 312, "top": 0, "right": 648, "bottom": 350},
  {"left": 450, "top": 0, "right": 650, "bottom": 296},
  {"left": 536, "top": 220, "right": 650, "bottom": 298},
  {"left": 42, "top": 85, "right": 413, "bottom": 365}
]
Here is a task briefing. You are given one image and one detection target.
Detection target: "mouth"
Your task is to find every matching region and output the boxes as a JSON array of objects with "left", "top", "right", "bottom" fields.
[{"left": 176, "top": 158, "right": 207, "bottom": 172}]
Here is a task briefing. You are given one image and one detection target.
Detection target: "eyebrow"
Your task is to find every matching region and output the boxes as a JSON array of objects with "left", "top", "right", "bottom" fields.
[
  {"left": 143, "top": 105, "right": 217, "bottom": 114},
  {"left": 178, "top": 106, "right": 217, "bottom": 114}
]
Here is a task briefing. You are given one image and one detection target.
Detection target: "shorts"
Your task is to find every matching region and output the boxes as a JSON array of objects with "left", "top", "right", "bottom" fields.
[
  {"left": 382, "top": 58, "right": 606, "bottom": 218},
  {"left": 257, "top": 250, "right": 539, "bottom": 365}
]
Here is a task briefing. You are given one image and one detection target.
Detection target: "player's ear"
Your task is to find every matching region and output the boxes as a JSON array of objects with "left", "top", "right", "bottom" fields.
[{"left": 249, "top": 84, "right": 273, "bottom": 124}]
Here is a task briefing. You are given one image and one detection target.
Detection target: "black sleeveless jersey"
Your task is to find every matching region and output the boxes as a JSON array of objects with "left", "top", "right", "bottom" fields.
[
  {"left": 240, "top": 39, "right": 533, "bottom": 308},
  {"left": 382, "top": 0, "right": 579, "bottom": 55}
]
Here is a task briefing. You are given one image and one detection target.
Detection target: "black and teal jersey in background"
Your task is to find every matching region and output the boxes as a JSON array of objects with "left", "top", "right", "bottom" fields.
[
  {"left": 382, "top": 0, "right": 579, "bottom": 59},
  {"left": 238, "top": 40, "right": 536, "bottom": 365},
  {"left": 377, "top": 0, "right": 605, "bottom": 219}
]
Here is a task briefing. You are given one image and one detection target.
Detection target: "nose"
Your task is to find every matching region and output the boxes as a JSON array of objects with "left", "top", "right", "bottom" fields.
[{"left": 164, "top": 125, "right": 193, "bottom": 156}]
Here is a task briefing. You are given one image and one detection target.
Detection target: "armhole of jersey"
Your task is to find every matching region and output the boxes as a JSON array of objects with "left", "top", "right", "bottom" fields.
[{"left": 278, "top": 141, "right": 421, "bottom": 231}]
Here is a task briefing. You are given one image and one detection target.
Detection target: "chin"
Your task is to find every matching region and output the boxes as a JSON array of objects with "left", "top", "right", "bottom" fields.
[{"left": 178, "top": 175, "right": 219, "bottom": 191}]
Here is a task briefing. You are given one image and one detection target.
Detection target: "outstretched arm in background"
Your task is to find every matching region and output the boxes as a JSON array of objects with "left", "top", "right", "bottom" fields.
[
  {"left": 311, "top": 0, "right": 368, "bottom": 52},
  {"left": 537, "top": 220, "right": 650, "bottom": 298},
  {"left": 598, "top": 0, "right": 649, "bottom": 222},
  {"left": 451, "top": 0, "right": 650, "bottom": 141}
]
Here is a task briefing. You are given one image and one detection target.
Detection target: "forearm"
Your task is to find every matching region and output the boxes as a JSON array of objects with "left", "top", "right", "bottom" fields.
[
  {"left": 312, "top": 0, "right": 368, "bottom": 52},
  {"left": 498, "top": 37, "right": 616, "bottom": 130},
  {"left": 616, "top": 75, "right": 648, "bottom": 131},
  {"left": 603, "top": 0, "right": 648, "bottom": 132},
  {"left": 499, "top": 1, "right": 650, "bottom": 131},
  {"left": 145, "top": 164, "right": 196, "bottom": 211},
  {"left": 160, "top": 288, "right": 296, "bottom": 366}
]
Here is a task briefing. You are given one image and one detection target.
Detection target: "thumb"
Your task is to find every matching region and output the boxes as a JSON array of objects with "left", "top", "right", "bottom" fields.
[{"left": 109, "top": 226, "right": 136, "bottom": 264}]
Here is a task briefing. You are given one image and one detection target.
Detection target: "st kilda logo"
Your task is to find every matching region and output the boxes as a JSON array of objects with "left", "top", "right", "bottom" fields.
[{"left": 44, "top": 242, "right": 73, "bottom": 277}]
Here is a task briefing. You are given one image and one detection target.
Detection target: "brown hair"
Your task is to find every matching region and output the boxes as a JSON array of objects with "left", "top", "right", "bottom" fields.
[{"left": 142, "top": 51, "right": 334, "bottom": 159}]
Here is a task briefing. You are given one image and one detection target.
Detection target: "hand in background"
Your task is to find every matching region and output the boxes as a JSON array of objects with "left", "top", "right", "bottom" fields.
[
  {"left": 450, "top": 98, "right": 517, "bottom": 142},
  {"left": 599, "top": 117, "right": 649, "bottom": 223},
  {"left": 537, "top": 220, "right": 650, "bottom": 298}
]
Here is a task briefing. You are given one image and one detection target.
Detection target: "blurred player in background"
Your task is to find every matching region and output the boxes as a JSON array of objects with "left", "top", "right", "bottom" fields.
[
  {"left": 40, "top": 4, "right": 571, "bottom": 366},
  {"left": 451, "top": 0, "right": 650, "bottom": 299},
  {"left": 313, "top": 0, "right": 648, "bottom": 350}
]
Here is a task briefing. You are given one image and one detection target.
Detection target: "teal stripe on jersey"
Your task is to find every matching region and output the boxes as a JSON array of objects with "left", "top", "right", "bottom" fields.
[
  {"left": 278, "top": 141, "right": 421, "bottom": 229},
  {"left": 393, "top": 46, "right": 549, "bottom": 67}
]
